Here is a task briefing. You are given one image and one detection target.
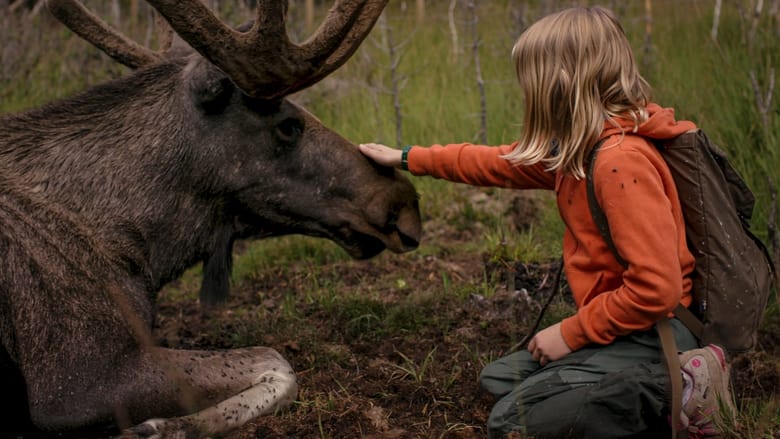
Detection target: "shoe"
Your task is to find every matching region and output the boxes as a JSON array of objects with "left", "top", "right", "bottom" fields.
[{"left": 678, "top": 344, "right": 738, "bottom": 438}]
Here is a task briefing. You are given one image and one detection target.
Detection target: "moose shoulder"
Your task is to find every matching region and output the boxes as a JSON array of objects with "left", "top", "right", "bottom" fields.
[{"left": 0, "top": 0, "right": 421, "bottom": 436}]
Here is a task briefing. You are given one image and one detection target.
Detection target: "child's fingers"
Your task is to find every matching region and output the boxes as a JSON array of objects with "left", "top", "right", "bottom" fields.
[
  {"left": 358, "top": 143, "right": 382, "bottom": 156},
  {"left": 359, "top": 143, "right": 390, "bottom": 160},
  {"left": 359, "top": 143, "right": 402, "bottom": 168},
  {"left": 359, "top": 143, "right": 387, "bottom": 152}
]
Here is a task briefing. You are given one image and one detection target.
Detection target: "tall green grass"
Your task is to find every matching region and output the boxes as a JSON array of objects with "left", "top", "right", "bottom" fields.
[
  {"left": 3, "top": 0, "right": 776, "bottom": 278},
  {"left": 304, "top": 0, "right": 779, "bottom": 260},
  {"left": 645, "top": 1, "right": 780, "bottom": 238}
]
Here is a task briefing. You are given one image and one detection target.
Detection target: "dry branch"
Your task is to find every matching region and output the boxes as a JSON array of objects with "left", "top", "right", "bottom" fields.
[
  {"left": 749, "top": 0, "right": 765, "bottom": 48},
  {"left": 712, "top": 0, "right": 722, "bottom": 41},
  {"left": 773, "top": 0, "right": 780, "bottom": 37},
  {"left": 468, "top": 0, "right": 487, "bottom": 144},
  {"left": 749, "top": 67, "right": 776, "bottom": 130},
  {"left": 448, "top": 0, "right": 460, "bottom": 60},
  {"left": 305, "top": 0, "right": 314, "bottom": 30},
  {"left": 768, "top": 177, "right": 778, "bottom": 272},
  {"left": 642, "top": 0, "right": 653, "bottom": 70},
  {"left": 379, "top": 13, "right": 404, "bottom": 146}
]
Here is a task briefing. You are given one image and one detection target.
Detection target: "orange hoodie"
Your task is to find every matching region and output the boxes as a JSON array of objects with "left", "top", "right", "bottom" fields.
[{"left": 408, "top": 103, "right": 696, "bottom": 351}]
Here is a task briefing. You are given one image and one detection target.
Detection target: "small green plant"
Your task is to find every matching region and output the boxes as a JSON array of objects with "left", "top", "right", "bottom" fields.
[
  {"left": 390, "top": 347, "right": 437, "bottom": 385},
  {"left": 720, "top": 397, "right": 780, "bottom": 439}
]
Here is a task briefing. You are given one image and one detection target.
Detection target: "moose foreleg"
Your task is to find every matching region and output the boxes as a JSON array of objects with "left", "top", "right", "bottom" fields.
[
  {"left": 124, "top": 346, "right": 297, "bottom": 438},
  {"left": 23, "top": 344, "right": 296, "bottom": 437},
  {"left": 199, "top": 233, "right": 235, "bottom": 308},
  {"left": 127, "top": 366, "right": 296, "bottom": 438}
]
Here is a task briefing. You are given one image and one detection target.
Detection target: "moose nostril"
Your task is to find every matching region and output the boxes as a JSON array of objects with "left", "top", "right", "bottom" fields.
[
  {"left": 385, "top": 211, "right": 399, "bottom": 230},
  {"left": 399, "top": 231, "right": 419, "bottom": 251}
]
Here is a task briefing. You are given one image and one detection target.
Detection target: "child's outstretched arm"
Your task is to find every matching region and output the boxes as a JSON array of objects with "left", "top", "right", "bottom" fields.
[{"left": 359, "top": 143, "right": 403, "bottom": 168}]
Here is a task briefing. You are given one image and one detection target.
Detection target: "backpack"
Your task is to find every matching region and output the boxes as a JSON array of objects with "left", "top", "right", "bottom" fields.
[{"left": 587, "top": 129, "right": 775, "bottom": 353}]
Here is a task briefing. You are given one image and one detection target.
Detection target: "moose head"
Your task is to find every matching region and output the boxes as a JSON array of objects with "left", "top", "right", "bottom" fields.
[
  {"left": 0, "top": 0, "right": 421, "bottom": 436},
  {"left": 28, "top": 0, "right": 422, "bottom": 305}
]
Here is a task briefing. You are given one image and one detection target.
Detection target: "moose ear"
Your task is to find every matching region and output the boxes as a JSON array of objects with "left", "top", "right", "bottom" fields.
[{"left": 185, "top": 57, "right": 235, "bottom": 115}]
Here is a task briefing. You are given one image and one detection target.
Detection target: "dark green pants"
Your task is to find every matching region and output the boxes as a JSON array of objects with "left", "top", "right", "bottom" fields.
[{"left": 479, "top": 319, "right": 698, "bottom": 439}]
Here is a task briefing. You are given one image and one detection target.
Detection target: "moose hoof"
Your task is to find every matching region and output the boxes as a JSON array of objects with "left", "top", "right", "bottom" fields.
[
  {"left": 124, "top": 418, "right": 195, "bottom": 439},
  {"left": 123, "top": 418, "right": 163, "bottom": 438}
]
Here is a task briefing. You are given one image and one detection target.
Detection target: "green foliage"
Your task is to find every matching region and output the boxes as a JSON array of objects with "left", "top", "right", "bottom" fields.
[
  {"left": 5, "top": 2, "right": 776, "bottom": 251},
  {"left": 644, "top": 2, "right": 780, "bottom": 240},
  {"left": 232, "top": 236, "right": 351, "bottom": 284},
  {"left": 303, "top": 0, "right": 779, "bottom": 256},
  {"left": 389, "top": 347, "right": 437, "bottom": 385},
  {"left": 325, "top": 293, "right": 444, "bottom": 341}
]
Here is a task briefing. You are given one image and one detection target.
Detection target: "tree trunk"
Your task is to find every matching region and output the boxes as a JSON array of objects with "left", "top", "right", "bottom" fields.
[
  {"left": 305, "top": 0, "right": 314, "bottom": 30},
  {"left": 416, "top": 0, "right": 425, "bottom": 23}
]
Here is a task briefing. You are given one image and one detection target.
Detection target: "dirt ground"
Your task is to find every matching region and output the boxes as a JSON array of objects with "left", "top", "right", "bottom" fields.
[{"left": 153, "top": 231, "right": 780, "bottom": 438}]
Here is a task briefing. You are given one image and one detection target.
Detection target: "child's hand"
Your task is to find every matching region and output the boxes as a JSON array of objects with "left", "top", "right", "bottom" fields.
[
  {"left": 359, "top": 143, "right": 404, "bottom": 168},
  {"left": 528, "top": 322, "right": 572, "bottom": 366}
]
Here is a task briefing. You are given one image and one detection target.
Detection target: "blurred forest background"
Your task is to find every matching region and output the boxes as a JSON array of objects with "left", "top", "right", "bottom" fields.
[
  {"left": 1, "top": 1, "right": 778, "bottom": 438},
  {"left": 2, "top": 0, "right": 778, "bottom": 253}
]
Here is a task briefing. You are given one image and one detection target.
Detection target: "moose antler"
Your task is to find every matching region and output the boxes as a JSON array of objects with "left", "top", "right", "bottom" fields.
[
  {"left": 46, "top": 0, "right": 389, "bottom": 99},
  {"left": 46, "top": 0, "right": 172, "bottom": 68}
]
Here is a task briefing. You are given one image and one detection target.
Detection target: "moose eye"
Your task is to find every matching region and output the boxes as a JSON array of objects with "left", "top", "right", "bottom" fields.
[{"left": 275, "top": 117, "right": 303, "bottom": 144}]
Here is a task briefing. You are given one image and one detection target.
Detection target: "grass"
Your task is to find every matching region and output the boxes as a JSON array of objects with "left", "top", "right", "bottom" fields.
[
  {"left": 390, "top": 347, "right": 438, "bottom": 385},
  {"left": 2, "top": 1, "right": 778, "bottom": 438}
]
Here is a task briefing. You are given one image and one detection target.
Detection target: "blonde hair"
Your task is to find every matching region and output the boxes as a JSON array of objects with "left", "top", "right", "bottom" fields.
[{"left": 503, "top": 6, "right": 652, "bottom": 178}]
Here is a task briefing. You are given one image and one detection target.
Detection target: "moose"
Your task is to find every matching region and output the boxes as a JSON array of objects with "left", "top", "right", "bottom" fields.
[{"left": 0, "top": 0, "right": 421, "bottom": 437}]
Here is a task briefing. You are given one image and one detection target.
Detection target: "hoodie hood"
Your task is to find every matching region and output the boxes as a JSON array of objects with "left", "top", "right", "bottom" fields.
[{"left": 601, "top": 103, "right": 697, "bottom": 141}]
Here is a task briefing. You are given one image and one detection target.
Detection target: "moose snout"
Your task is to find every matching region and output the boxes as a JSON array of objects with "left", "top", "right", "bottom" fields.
[
  {"left": 365, "top": 187, "right": 422, "bottom": 254},
  {"left": 388, "top": 204, "right": 422, "bottom": 253}
]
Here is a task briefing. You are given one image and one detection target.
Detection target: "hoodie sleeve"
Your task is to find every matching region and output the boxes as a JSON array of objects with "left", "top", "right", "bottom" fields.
[{"left": 407, "top": 142, "right": 555, "bottom": 190}]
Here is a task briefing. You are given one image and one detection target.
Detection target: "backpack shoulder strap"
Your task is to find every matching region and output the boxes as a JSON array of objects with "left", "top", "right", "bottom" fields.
[
  {"left": 674, "top": 303, "right": 704, "bottom": 339},
  {"left": 657, "top": 319, "right": 688, "bottom": 439},
  {"left": 586, "top": 140, "right": 627, "bottom": 267}
]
